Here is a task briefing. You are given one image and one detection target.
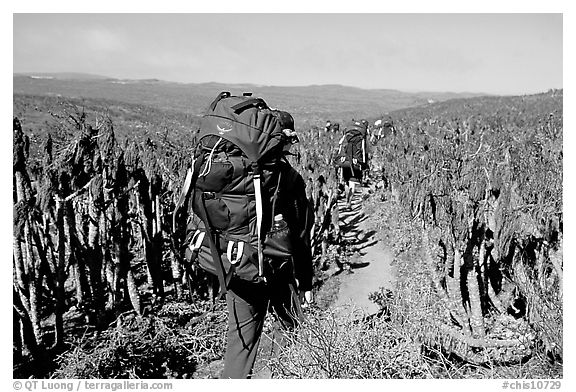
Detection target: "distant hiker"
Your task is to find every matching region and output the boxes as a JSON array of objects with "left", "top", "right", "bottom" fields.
[
  {"left": 324, "top": 120, "right": 340, "bottom": 133},
  {"left": 173, "top": 92, "right": 314, "bottom": 379},
  {"left": 370, "top": 116, "right": 395, "bottom": 145},
  {"left": 370, "top": 119, "right": 380, "bottom": 145},
  {"left": 334, "top": 119, "right": 369, "bottom": 210},
  {"left": 360, "top": 119, "right": 371, "bottom": 185}
]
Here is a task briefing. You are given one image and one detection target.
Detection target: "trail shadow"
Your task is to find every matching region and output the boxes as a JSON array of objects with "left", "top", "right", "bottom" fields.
[
  {"left": 351, "top": 230, "right": 377, "bottom": 246},
  {"left": 340, "top": 221, "right": 372, "bottom": 246},
  {"left": 336, "top": 191, "right": 382, "bottom": 257},
  {"left": 357, "top": 229, "right": 377, "bottom": 241},
  {"left": 353, "top": 239, "right": 379, "bottom": 252},
  {"left": 332, "top": 268, "right": 356, "bottom": 277},
  {"left": 340, "top": 214, "right": 367, "bottom": 231},
  {"left": 349, "top": 261, "right": 370, "bottom": 269},
  {"left": 343, "top": 234, "right": 378, "bottom": 253},
  {"left": 339, "top": 207, "right": 362, "bottom": 219},
  {"left": 342, "top": 228, "right": 363, "bottom": 238},
  {"left": 338, "top": 196, "right": 376, "bottom": 250}
]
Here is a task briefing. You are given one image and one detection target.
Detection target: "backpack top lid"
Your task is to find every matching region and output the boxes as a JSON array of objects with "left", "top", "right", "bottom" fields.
[
  {"left": 346, "top": 119, "right": 368, "bottom": 137},
  {"left": 197, "top": 92, "right": 294, "bottom": 162},
  {"left": 349, "top": 119, "right": 367, "bottom": 130}
]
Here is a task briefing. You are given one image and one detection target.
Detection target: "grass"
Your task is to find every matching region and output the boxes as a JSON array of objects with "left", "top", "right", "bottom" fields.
[
  {"left": 357, "top": 192, "right": 563, "bottom": 379},
  {"left": 13, "top": 87, "right": 562, "bottom": 379},
  {"left": 266, "top": 305, "right": 430, "bottom": 379},
  {"left": 51, "top": 300, "right": 227, "bottom": 379},
  {"left": 44, "top": 189, "right": 562, "bottom": 380}
]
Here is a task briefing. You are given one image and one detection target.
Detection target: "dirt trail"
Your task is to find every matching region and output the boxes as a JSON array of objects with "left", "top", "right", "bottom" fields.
[
  {"left": 331, "top": 188, "right": 396, "bottom": 316},
  {"left": 202, "top": 187, "right": 396, "bottom": 379}
]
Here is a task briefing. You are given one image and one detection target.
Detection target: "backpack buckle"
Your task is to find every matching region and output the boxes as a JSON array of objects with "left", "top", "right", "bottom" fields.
[
  {"left": 189, "top": 230, "right": 206, "bottom": 252},
  {"left": 227, "top": 241, "right": 245, "bottom": 265},
  {"left": 202, "top": 192, "right": 216, "bottom": 200}
]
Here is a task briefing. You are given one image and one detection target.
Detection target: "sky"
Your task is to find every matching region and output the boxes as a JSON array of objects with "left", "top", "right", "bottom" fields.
[{"left": 12, "top": 12, "right": 563, "bottom": 95}]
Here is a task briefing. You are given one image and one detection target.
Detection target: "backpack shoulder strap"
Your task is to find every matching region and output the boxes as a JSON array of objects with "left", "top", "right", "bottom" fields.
[
  {"left": 254, "top": 160, "right": 287, "bottom": 279},
  {"left": 252, "top": 163, "right": 265, "bottom": 277},
  {"left": 337, "top": 135, "right": 346, "bottom": 153},
  {"left": 172, "top": 155, "right": 205, "bottom": 233},
  {"left": 270, "top": 169, "right": 283, "bottom": 226}
]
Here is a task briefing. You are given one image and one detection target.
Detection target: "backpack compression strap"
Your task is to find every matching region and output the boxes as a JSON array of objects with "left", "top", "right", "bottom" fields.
[
  {"left": 208, "top": 91, "right": 231, "bottom": 111},
  {"left": 254, "top": 162, "right": 286, "bottom": 278},
  {"left": 195, "top": 192, "right": 232, "bottom": 295},
  {"left": 172, "top": 153, "right": 230, "bottom": 295},
  {"left": 337, "top": 135, "right": 345, "bottom": 153},
  {"left": 230, "top": 98, "right": 267, "bottom": 113},
  {"left": 253, "top": 165, "right": 265, "bottom": 277},
  {"left": 173, "top": 156, "right": 204, "bottom": 233}
]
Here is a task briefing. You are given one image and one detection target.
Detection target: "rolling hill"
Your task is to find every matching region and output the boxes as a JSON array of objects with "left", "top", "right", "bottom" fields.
[{"left": 13, "top": 73, "right": 488, "bottom": 127}]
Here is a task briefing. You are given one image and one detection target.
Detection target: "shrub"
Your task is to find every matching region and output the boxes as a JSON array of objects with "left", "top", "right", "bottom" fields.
[
  {"left": 53, "top": 301, "right": 227, "bottom": 379},
  {"left": 267, "top": 306, "right": 431, "bottom": 379}
]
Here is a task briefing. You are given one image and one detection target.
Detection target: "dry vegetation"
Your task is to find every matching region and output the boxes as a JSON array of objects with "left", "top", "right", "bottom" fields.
[{"left": 13, "top": 88, "right": 562, "bottom": 379}]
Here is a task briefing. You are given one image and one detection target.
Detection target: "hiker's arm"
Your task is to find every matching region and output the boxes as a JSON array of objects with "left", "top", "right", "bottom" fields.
[
  {"left": 284, "top": 171, "right": 314, "bottom": 292},
  {"left": 293, "top": 189, "right": 314, "bottom": 292}
]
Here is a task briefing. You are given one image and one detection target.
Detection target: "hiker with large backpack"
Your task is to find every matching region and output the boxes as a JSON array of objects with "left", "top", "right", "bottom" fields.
[
  {"left": 370, "top": 116, "right": 395, "bottom": 146},
  {"left": 173, "top": 92, "right": 314, "bottom": 379},
  {"left": 334, "top": 119, "right": 369, "bottom": 210}
]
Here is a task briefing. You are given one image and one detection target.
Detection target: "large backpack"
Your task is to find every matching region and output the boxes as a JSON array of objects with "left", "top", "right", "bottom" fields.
[
  {"left": 335, "top": 120, "right": 368, "bottom": 172},
  {"left": 173, "top": 92, "right": 297, "bottom": 294}
]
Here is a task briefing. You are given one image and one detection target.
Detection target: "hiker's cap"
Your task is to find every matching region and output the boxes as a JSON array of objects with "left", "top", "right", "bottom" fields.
[{"left": 276, "top": 110, "right": 295, "bottom": 131}]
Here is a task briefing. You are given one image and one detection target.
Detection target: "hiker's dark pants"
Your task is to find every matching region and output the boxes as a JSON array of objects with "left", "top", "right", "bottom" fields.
[
  {"left": 221, "top": 274, "right": 300, "bottom": 379},
  {"left": 342, "top": 166, "right": 363, "bottom": 183}
]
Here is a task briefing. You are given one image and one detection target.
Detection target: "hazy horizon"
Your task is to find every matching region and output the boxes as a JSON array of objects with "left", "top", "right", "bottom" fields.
[
  {"left": 14, "top": 71, "right": 503, "bottom": 96},
  {"left": 13, "top": 13, "right": 563, "bottom": 96}
]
